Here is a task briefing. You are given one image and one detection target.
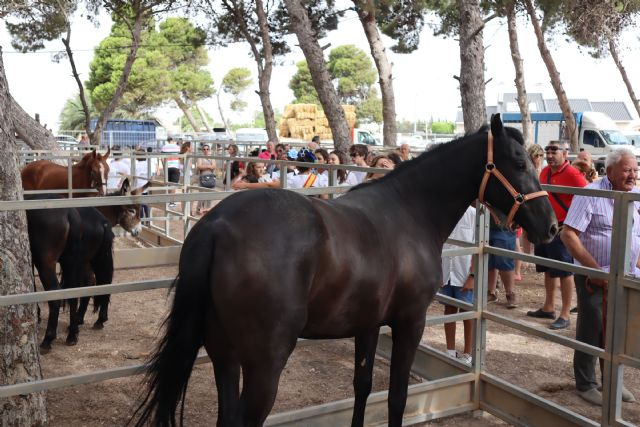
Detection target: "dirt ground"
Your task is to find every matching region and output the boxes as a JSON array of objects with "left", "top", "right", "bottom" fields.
[{"left": 37, "top": 240, "right": 640, "bottom": 426}]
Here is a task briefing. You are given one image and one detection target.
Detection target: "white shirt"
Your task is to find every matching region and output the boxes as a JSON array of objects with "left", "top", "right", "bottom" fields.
[
  {"left": 352, "top": 170, "right": 367, "bottom": 184},
  {"left": 287, "top": 173, "right": 319, "bottom": 189},
  {"left": 161, "top": 143, "right": 180, "bottom": 169},
  {"left": 107, "top": 159, "right": 131, "bottom": 190},
  {"left": 442, "top": 206, "right": 476, "bottom": 287}
]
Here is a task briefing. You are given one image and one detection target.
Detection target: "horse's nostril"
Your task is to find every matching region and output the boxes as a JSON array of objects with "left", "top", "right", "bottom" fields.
[{"left": 549, "top": 223, "right": 559, "bottom": 236}]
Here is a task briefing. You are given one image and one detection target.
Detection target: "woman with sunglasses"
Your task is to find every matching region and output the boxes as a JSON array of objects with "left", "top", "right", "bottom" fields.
[
  {"left": 196, "top": 145, "right": 217, "bottom": 214},
  {"left": 527, "top": 144, "right": 545, "bottom": 174}
]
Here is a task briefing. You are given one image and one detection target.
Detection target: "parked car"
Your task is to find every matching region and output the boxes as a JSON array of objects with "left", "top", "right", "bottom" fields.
[
  {"left": 55, "top": 134, "right": 78, "bottom": 150},
  {"left": 196, "top": 128, "right": 232, "bottom": 141}
]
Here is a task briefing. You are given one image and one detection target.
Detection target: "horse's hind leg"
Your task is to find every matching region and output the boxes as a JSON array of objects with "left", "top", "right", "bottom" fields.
[
  {"left": 203, "top": 310, "right": 241, "bottom": 427},
  {"left": 351, "top": 328, "right": 380, "bottom": 427},
  {"left": 387, "top": 319, "right": 426, "bottom": 427},
  {"left": 36, "top": 263, "right": 60, "bottom": 352},
  {"left": 65, "top": 297, "right": 80, "bottom": 346}
]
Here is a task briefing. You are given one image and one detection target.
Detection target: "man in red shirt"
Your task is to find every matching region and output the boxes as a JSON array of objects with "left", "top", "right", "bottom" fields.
[{"left": 527, "top": 140, "right": 587, "bottom": 330}]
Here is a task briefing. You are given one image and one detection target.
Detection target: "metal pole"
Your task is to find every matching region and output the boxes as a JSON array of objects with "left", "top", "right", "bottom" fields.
[{"left": 67, "top": 156, "right": 73, "bottom": 198}]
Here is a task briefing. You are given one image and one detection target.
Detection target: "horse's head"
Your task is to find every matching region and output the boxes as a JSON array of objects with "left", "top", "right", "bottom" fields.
[
  {"left": 88, "top": 148, "right": 110, "bottom": 196},
  {"left": 480, "top": 114, "right": 557, "bottom": 244},
  {"left": 112, "top": 178, "right": 149, "bottom": 236}
]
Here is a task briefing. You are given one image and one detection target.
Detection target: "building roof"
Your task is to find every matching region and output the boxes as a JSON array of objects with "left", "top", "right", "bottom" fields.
[
  {"left": 590, "top": 101, "right": 633, "bottom": 121},
  {"left": 456, "top": 93, "right": 634, "bottom": 124}
]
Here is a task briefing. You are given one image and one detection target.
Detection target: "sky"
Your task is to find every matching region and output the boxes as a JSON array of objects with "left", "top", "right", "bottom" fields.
[{"left": 1, "top": 7, "right": 639, "bottom": 134}]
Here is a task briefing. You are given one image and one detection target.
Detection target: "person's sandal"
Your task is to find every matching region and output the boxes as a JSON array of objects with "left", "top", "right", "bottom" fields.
[
  {"left": 505, "top": 292, "right": 518, "bottom": 309},
  {"left": 487, "top": 291, "right": 498, "bottom": 303}
]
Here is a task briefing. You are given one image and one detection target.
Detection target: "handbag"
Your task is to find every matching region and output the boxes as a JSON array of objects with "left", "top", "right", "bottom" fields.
[{"left": 199, "top": 173, "right": 216, "bottom": 188}]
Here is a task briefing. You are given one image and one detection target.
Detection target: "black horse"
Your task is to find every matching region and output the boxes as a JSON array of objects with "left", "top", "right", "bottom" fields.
[
  {"left": 27, "top": 178, "right": 147, "bottom": 352},
  {"left": 132, "top": 115, "right": 558, "bottom": 426}
]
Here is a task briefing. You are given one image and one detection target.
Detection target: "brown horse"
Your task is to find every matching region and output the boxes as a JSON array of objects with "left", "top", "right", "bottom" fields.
[{"left": 21, "top": 148, "right": 111, "bottom": 196}]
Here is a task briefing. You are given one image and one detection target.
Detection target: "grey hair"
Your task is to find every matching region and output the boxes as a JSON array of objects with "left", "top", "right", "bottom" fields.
[{"left": 605, "top": 148, "right": 635, "bottom": 169}]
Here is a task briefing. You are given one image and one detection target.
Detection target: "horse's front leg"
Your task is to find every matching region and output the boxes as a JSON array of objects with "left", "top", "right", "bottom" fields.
[
  {"left": 388, "top": 318, "right": 426, "bottom": 427},
  {"left": 93, "top": 294, "right": 110, "bottom": 329},
  {"left": 351, "top": 328, "right": 380, "bottom": 427},
  {"left": 36, "top": 263, "right": 60, "bottom": 353}
]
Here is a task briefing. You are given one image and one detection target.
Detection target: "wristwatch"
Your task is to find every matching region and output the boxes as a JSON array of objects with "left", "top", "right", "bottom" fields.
[{"left": 468, "top": 272, "right": 475, "bottom": 278}]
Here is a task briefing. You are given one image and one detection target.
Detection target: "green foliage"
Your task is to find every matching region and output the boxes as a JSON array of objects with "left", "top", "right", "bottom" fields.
[
  {"left": 86, "top": 16, "right": 215, "bottom": 118},
  {"left": 396, "top": 119, "right": 429, "bottom": 133},
  {"left": 58, "top": 94, "right": 96, "bottom": 131},
  {"left": 289, "top": 44, "right": 381, "bottom": 122},
  {"left": 289, "top": 61, "right": 320, "bottom": 105},
  {"left": 374, "top": 0, "right": 430, "bottom": 53},
  {"left": 221, "top": 67, "right": 253, "bottom": 112},
  {"left": 430, "top": 120, "right": 454, "bottom": 134}
]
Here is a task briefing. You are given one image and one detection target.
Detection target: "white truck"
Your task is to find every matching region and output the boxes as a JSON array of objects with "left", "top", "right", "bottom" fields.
[{"left": 502, "top": 111, "right": 638, "bottom": 174}]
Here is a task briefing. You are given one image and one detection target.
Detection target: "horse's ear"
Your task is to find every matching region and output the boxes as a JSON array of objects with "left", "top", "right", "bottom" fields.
[
  {"left": 490, "top": 113, "right": 504, "bottom": 136},
  {"left": 91, "top": 149, "right": 97, "bottom": 159},
  {"left": 104, "top": 147, "right": 111, "bottom": 160},
  {"left": 132, "top": 182, "right": 150, "bottom": 195},
  {"left": 120, "top": 178, "right": 131, "bottom": 195}
]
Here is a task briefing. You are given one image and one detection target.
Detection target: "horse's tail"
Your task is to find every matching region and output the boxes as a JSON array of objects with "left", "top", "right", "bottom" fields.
[{"left": 130, "top": 229, "right": 213, "bottom": 427}]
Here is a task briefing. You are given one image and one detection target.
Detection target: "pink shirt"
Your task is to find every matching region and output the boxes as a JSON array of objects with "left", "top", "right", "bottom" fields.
[{"left": 564, "top": 176, "right": 640, "bottom": 276}]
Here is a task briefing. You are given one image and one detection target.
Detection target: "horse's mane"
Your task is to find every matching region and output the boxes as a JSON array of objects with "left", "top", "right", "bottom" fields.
[{"left": 347, "top": 124, "right": 524, "bottom": 193}]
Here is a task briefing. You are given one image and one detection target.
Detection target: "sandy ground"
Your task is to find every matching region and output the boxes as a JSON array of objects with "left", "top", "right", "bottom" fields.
[{"left": 36, "top": 239, "right": 640, "bottom": 426}]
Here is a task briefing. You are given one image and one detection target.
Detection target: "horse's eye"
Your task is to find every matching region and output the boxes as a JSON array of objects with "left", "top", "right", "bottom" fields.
[{"left": 127, "top": 209, "right": 136, "bottom": 215}]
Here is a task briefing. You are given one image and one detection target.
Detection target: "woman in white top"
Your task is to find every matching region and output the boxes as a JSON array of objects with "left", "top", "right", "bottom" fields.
[{"left": 328, "top": 151, "right": 359, "bottom": 186}]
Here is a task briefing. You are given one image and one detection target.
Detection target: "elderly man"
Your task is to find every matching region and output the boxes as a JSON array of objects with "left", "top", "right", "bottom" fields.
[
  {"left": 561, "top": 148, "right": 640, "bottom": 405},
  {"left": 527, "top": 140, "right": 587, "bottom": 329},
  {"left": 399, "top": 143, "right": 413, "bottom": 161}
]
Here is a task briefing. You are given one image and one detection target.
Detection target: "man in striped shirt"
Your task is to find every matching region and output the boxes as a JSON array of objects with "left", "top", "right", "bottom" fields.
[{"left": 561, "top": 148, "right": 640, "bottom": 405}]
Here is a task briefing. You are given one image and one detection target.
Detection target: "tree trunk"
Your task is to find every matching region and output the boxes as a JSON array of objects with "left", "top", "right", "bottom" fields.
[
  {"left": 194, "top": 103, "right": 212, "bottom": 133},
  {"left": 10, "top": 96, "right": 58, "bottom": 151},
  {"left": 174, "top": 97, "right": 200, "bottom": 132},
  {"left": 92, "top": 10, "right": 144, "bottom": 146},
  {"left": 524, "top": 0, "right": 578, "bottom": 151},
  {"left": 62, "top": 24, "right": 92, "bottom": 137},
  {"left": 457, "top": 0, "right": 487, "bottom": 133},
  {"left": 609, "top": 36, "right": 640, "bottom": 118},
  {"left": 0, "top": 47, "right": 48, "bottom": 427},
  {"left": 506, "top": 1, "right": 533, "bottom": 145},
  {"left": 284, "top": 0, "right": 351, "bottom": 153},
  {"left": 355, "top": 0, "right": 397, "bottom": 148},
  {"left": 216, "top": 91, "right": 229, "bottom": 131},
  {"left": 255, "top": 0, "right": 278, "bottom": 142}
]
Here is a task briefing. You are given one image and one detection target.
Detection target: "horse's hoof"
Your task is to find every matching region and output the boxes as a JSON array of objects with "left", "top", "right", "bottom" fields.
[
  {"left": 65, "top": 336, "right": 78, "bottom": 346},
  {"left": 40, "top": 343, "right": 52, "bottom": 354},
  {"left": 92, "top": 322, "right": 104, "bottom": 330}
]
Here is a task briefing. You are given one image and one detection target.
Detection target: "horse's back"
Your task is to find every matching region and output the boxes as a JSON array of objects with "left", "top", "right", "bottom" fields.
[{"left": 21, "top": 160, "right": 66, "bottom": 191}]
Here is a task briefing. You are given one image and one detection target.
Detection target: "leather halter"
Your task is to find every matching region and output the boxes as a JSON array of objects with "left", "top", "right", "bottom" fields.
[{"left": 478, "top": 131, "right": 548, "bottom": 229}]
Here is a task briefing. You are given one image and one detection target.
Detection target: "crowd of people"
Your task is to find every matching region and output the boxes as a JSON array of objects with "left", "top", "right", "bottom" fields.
[{"left": 442, "top": 140, "right": 638, "bottom": 406}]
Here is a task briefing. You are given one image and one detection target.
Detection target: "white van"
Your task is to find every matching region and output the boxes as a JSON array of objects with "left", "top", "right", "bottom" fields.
[{"left": 234, "top": 128, "right": 269, "bottom": 143}]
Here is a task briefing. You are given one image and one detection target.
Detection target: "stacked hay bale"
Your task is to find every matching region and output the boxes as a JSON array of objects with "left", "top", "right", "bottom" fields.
[{"left": 279, "top": 104, "right": 356, "bottom": 141}]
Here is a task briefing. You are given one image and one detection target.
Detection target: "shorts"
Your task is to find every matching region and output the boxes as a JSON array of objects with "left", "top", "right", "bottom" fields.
[
  {"left": 168, "top": 167, "right": 180, "bottom": 183},
  {"left": 534, "top": 233, "right": 573, "bottom": 278},
  {"left": 488, "top": 229, "right": 516, "bottom": 271},
  {"left": 438, "top": 284, "right": 474, "bottom": 305}
]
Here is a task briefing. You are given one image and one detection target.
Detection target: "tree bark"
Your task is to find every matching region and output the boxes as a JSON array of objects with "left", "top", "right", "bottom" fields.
[
  {"left": 216, "top": 91, "right": 229, "bottom": 131},
  {"left": 62, "top": 23, "right": 92, "bottom": 137},
  {"left": 222, "top": 0, "right": 279, "bottom": 142},
  {"left": 609, "top": 36, "right": 640, "bottom": 118},
  {"left": 355, "top": 0, "right": 397, "bottom": 148},
  {"left": 194, "top": 103, "right": 212, "bottom": 133},
  {"left": 0, "top": 47, "right": 48, "bottom": 427},
  {"left": 284, "top": 0, "right": 351, "bottom": 153},
  {"left": 524, "top": 0, "right": 578, "bottom": 151},
  {"left": 174, "top": 97, "right": 200, "bottom": 132},
  {"left": 10, "top": 96, "right": 58, "bottom": 150},
  {"left": 506, "top": 1, "right": 533, "bottom": 145},
  {"left": 92, "top": 9, "right": 144, "bottom": 146},
  {"left": 457, "top": 0, "right": 488, "bottom": 133}
]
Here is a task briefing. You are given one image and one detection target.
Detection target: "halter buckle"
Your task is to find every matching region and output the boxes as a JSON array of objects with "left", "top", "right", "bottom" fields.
[{"left": 485, "top": 163, "right": 495, "bottom": 172}]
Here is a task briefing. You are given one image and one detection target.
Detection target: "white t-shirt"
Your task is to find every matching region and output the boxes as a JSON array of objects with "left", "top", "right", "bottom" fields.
[
  {"left": 442, "top": 206, "right": 476, "bottom": 287},
  {"left": 341, "top": 171, "right": 360, "bottom": 186},
  {"left": 107, "top": 159, "right": 131, "bottom": 190},
  {"left": 352, "top": 170, "right": 367, "bottom": 184},
  {"left": 161, "top": 143, "right": 180, "bottom": 169},
  {"left": 287, "top": 173, "right": 319, "bottom": 189}
]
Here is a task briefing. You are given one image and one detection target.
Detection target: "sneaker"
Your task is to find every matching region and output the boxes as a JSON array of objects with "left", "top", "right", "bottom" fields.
[
  {"left": 446, "top": 349, "right": 457, "bottom": 359},
  {"left": 549, "top": 317, "right": 570, "bottom": 330},
  {"left": 578, "top": 388, "right": 603, "bottom": 405},
  {"left": 487, "top": 291, "right": 498, "bottom": 303},
  {"left": 505, "top": 292, "right": 518, "bottom": 309},
  {"left": 526, "top": 308, "right": 556, "bottom": 319},
  {"left": 456, "top": 351, "right": 472, "bottom": 365}
]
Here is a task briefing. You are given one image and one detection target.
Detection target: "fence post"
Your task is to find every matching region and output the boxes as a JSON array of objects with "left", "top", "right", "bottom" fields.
[{"left": 67, "top": 156, "right": 73, "bottom": 198}]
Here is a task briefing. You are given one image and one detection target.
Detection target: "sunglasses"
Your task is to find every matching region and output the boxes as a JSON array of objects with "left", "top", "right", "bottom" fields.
[{"left": 544, "top": 146, "right": 565, "bottom": 153}]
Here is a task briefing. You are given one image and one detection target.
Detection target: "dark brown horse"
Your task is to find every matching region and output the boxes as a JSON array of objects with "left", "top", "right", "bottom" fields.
[
  {"left": 132, "top": 115, "right": 558, "bottom": 426},
  {"left": 27, "top": 178, "right": 147, "bottom": 352},
  {"left": 21, "top": 148, "right": 111, "bottom": 196}
]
